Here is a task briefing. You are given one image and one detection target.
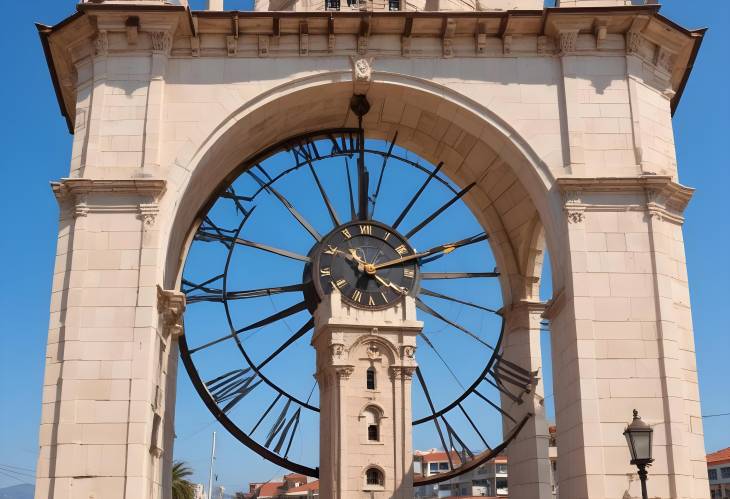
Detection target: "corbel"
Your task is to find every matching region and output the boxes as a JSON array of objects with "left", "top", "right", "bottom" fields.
[
  {"left": 358, "top": 15, "right": 370, "bottom": 55},
  {"left": 502, "top": 34, "right": 512, "bottom": 55},
  {"left": 226, "top": 14, "right": 239, "bottom": 56},
  {"left": 328, "top": 15, "right": 335, "bottom": 53},
  {"left": 537, "top": 35, "right": 547, "bottom": 55},
  {"left": 157, "top": 286, "right": 186, "bottom": 338},
  {"left": 442, "top": 17, "right": 456, "bottom": 58},
  {"left": 593, "top": 18, "right": 608, "bottom": 50},
  {"left": 125, "top": 16, "right": 139, "bottom": 46},
  {"left": 258, "top": 35, "right": 270, "bottom": 57},
  {"left": 299, "top": 20, "right": 309, "bottom": 56},
  {"left": 475, "top": 21, "right": 486, "bottom": 55},
  {"left": 625, "top": 16, "right": 649, "bottom": 56},
  {"left": 190, "top": 36, "right": 200, "bottom": 57},
  {"left": 401, "top": 17, "right": 413, "bottom": 57}
]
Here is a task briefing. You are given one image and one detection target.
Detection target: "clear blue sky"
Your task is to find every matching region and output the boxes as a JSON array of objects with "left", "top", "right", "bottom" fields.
[{"left": 0, "top": 0, "right": 728, "bottom": 494}]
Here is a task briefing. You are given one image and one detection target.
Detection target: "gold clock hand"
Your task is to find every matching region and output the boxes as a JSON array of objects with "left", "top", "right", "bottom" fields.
[
  {"left": 374, "top": 274, "right": 407, "bottom": 295},
  {"left": 373, "top": 233, "right": 488, "bottom": 271}
]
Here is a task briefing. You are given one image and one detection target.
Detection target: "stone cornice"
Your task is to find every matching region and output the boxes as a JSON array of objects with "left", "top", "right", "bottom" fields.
[
  {"left": 556, "top": 175, "right": 694, "bottom": 224},
  {"left": 39, "top": 4, "right": 703, "bottom": 133},
  {"left": 52, "top": 178, "right": 167, "bottom": 221},
  {"left": 51, "top": 178, "right": 167, "bottom": 200}
]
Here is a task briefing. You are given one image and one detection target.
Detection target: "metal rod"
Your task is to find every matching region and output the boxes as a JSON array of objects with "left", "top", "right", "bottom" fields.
[
  {"left": 208, "top": 431, "right": 217, "bottom": 499},
  {"left": 638, "top": 464, "right": 649, "bottom": 499}
]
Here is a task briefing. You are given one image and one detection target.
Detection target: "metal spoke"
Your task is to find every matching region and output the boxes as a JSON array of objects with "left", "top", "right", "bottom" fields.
[
  {"left": 416, "top": 367, "right": 454, "bottom": 470},
  {"left": 370, "top": 131, "right": 398, "bottom": 218},
  {"left": 204, "top": 234, "right": 310, "bottom": 262},
  {"left": 256, "top": 318, "right": 315, "bottom": 370},
  {"left": 249, "top": 169, "right": 322, "bottom": 241},
  {"left": 186, "top": 283, "right": 305, "bottom": 304},
  {"left": 392, "top": 161, "right": 444, "bottom": 229},
  {"left": 188, "top": 301, "right": 308, "bottom": 354},
  {"left": 308, "top": 161, "right": 341, "bottom": 227},
  {"left": 415, "top": 298, "right": 495, "bottom": 351},
  {"left": 405, "top": 182, "right": 476, "bottom": 239},
  {"left": 344, "top": 157, "right": 357, "bottom": 221},
  {"left": 421, "top": 272, "right": 499, "bottom": 280},
  {"left": 420, "top": 288, "right": 499, "bottom": 314}
]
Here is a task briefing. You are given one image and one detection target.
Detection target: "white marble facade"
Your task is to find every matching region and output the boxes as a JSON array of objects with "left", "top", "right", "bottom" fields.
[{"left": 36, "top": 0, "right": 708, "bottom": 498}]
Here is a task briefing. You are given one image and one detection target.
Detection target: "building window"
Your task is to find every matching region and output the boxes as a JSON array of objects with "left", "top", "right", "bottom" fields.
[
  {"left": 721, "top": 467, "right": 730, "bottom": 479},
  {"left": 368, "top": 424, "right": 379, "bottom": 441},
  {"left": 708, "top": 469, "right": 717, "bottom": 481},
  {"left": 429, "top": 462, "right": 439, "bottom": 473},
  {"left": 366, "top": 467, "right": 384, "bottom": 486},
  {"left": 496, "top": 463, "right": 508, "bottom": 474},
  {"left": 439, "top": 462, "right": 449, "bottom": 471},
  {"left": 388, "top": 0, "right": 400, "bottom": 10},
  {"left": 326, "top": 0, "right": 340, "bottom": 9},
  {"left": 366, "top": 367, "right": 376, "bottom": 390}
]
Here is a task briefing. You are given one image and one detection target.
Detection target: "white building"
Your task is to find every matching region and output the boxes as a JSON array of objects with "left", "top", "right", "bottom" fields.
[{"left": 708, "top": 448, "right": 730, "bottom": 499}]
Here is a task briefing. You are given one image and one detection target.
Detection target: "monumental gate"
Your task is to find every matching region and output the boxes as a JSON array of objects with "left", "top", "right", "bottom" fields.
[{"left": 36, "top": 0, "right": 708, "bottom": 497}]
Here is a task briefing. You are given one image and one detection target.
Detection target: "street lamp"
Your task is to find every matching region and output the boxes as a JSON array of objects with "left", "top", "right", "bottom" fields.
[{"left": 624, "top": 409, "right": 654, "bottom": 499}]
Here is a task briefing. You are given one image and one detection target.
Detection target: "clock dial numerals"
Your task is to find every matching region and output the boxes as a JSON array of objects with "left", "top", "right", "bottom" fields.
[{"left": 313, "top": 221, "right": 419, "bottom": 310}]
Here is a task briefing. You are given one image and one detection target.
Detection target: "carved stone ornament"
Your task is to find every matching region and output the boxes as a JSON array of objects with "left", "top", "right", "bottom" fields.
[
  {"left": 351, "top": 56, "right": 374, "bottom": 95},
  {"left": 403, "top": 345, "right": 416, "bottom": 359},
  {"left": 138, "top": 203, "right": 159, "bottom": 229},
  {"left": 655, "top": 47, "right": 675, "bottom": 75},
  {"left": 157, "top": 286, "right": 186, "bottom": 338},
  {"left": 564, "top": 190, "right": 585, "bottom": 224},
  {"left": 94, "top": 30, "right": 109, "bottom": 56},
  {"left": 150, "top": 31, "right": 173, "bottom": 54},
  {"left": 390, "top": 366, "right": 416, "bottom": 381},
  {"left": 330, "top": 343, "right": 345, "bottom": 360},
  {"left": 335, "top": 366, "right": 354, "bottom": 380},
  {"left": 559, "top": 30, "right": 578, "bottom": 55},
  {"left": 366, "top": 342, "right": 381, "bottom": 360},
  {"left": 626, "top": 30, "right": 643, "bottom": 55}
]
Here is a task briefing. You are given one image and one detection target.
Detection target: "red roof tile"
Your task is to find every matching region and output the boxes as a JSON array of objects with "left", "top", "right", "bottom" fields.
[
  {"left": 255, "top": 482, "right": 285, "bottom": 497},
  {"left": 285, "top": 480, "right": 319, "bottom": 494},
  {"left": 707, "top": 447, "right": 730, "bottom": 465}
]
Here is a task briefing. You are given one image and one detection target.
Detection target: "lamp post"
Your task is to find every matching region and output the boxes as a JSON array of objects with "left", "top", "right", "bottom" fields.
[{"left": 623, "top": 409, "right": 654, "bottom": 499}]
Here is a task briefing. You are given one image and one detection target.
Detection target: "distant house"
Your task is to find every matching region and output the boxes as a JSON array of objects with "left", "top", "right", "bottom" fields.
[
  {"left": 708, "top": 447, "right": 730, "bottom": 499},
  {"left": 247, "top": 473, "right": 319, "bottom": 498}
]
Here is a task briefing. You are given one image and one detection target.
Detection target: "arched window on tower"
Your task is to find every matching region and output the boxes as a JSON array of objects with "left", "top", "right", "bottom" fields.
[
  {"left": 366, "top": 467, "right": 384, "bottom": 486},
  {"left": 363, "top": 406, "right": 380, "bottom": 442},
  {"left": 366, "top": 367, "right": 376, "bottom": 390}
]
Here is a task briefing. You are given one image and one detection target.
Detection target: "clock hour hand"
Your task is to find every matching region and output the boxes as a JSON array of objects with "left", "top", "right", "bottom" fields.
[{"left": 373, "top": 232, "right": 489, "bottom": 271}]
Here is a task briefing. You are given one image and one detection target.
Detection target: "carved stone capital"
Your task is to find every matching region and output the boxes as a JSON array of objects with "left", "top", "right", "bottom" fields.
[
  {"left": 335, "top": 366, "right": 354, "bottom": 381},
  {"left": 558, "top": 29, "right": 579, "bottom": 55},
  {"left": 389, "top": 366, "right": 416, "bottom": 381},
  {"left": 138, "top": 203, "right": 160, "bottom": 229},
  {"left": 52, "top": 178, "right": 166, "bottom": 220},
  {"left": 157, "top": 286, "right": 186, "bottom": 338},
  {"left": 150, "top": 31, "right": 173, "bottom": 54}
]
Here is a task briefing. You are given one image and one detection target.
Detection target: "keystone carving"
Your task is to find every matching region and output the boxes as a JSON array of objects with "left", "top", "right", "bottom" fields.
[{"left": 351, "top": 56, "right": 374, "bottom": 95}]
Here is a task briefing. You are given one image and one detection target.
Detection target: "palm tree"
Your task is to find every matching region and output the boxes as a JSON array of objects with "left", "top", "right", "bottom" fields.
[{"left": 172, "top": 461, "right": 196, "bottom": 499}]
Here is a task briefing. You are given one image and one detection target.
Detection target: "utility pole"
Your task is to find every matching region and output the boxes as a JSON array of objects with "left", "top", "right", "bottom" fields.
[{"left": 208, "top": 431, "right": 217, "bottom": 499}]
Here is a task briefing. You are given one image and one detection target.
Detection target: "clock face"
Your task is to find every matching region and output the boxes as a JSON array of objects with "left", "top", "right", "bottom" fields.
[
  {"left": 311, "top": 221, "right": 419, "bottom": 310},
  {"left": 179, "top": 127, "right": 534, "bottom": 484}
]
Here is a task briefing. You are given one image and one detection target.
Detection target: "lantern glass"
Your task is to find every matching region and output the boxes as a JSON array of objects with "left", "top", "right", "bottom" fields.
[{"left": 624, "top": 410, "right": 654, "bottom": 464}]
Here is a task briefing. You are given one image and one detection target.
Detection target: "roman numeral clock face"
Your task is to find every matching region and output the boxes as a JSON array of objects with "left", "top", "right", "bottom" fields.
[
  {"left": 179, "top": 128, "right": 534, "bottom": 485},
  {"left": 312, "top": 222, "right": 419, "bottom": 310}
]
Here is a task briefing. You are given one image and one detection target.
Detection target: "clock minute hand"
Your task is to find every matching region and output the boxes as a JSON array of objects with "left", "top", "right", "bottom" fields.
[{"left": 372, "top": 232, "right": 489, "bottom": 270}]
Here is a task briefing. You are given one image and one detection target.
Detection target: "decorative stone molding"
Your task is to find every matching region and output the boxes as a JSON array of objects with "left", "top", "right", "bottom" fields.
[
  {"left": 157, "top": 286, "right": 186, "bottom": 338},
  {"left": 330, "top": 343, "right": 346, "bottom": 361},
  {"left": 655, "top": 46, "right": 675, "bottom": 75},
  {"left": 556, "top": 176, "right": 694, "bottom": 225},
  {"left": 94, "top": 30, "right": 108, "bottom": 56},
  {"left": 402, "top": 345, "right": 416, "bottom": 359},
  {"left": 366, "top": 342, "right": 381, "bottom": 360},
  {"left": 558, "top": 30, "right": 578, "bottom": 55},
  {"left": 389, "top": 366, "right": 416, "bottom": 381},
  {"left": 537, "top": 35, "right": 547, "bottom": 55},
  {"left": 190, "top": 36, "right": 200, "bottom": 57},
  {"left": 258, "top": 35, "right": 269, "bottom": 57},
  {"left": 626, "top": 30, "right": 644, "bottom": 55},
  {"left": 502, "top": 35, "right": 512, "bottom": 55},
  {"left": 563, "top": 191, "right": 585, "bottom": 224},
  {"left": 335, "top": 366, "right": 354, "bottom": 380},
  {"left": 150, "top": 31, "right": 173, "bottom": 54},
  {"left": 351, "top": 56, "right": 374, "bottom": 95},
  {"left": 138, "top": 203, "right": 160, "bottom": 228},
  {"left": 475, "top": 33, "right": 486, "bottom": 54},
  {"left": 541, "top": 288, "right": 566, "bottom": 322},
  {"left": 52, "top": 178, "right": 167, "bottom": 219},
  {"left": 226, "top": 35, "right": 238, "bottom": 56},
  {"left": 503, "top": 300, "right": 548, "bottom": 332}
]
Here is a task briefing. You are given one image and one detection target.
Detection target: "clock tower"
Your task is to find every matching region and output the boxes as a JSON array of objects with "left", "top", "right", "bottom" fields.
[{"left": 313, "top": 291, "right": 421, "bottom": 499}]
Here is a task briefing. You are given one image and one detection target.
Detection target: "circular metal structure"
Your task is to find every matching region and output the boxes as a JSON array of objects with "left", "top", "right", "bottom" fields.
[{"left": 179, "top": 127, "right": 535, "bottom": 482}]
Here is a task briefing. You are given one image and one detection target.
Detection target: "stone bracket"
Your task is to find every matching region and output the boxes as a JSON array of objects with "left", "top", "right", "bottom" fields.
[{"left": 157, "top": 286, "right": 186, "bottom": 338}]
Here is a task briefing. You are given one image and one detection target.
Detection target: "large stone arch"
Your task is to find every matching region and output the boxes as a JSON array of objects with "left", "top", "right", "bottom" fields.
[{"left": 163, "top": 74, "right": 561, "bottom": 309}]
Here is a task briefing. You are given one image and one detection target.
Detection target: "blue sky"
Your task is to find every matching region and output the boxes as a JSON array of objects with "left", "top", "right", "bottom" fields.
[{"left": 0, "top": 0, "right": 728, "bottom": 494}]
